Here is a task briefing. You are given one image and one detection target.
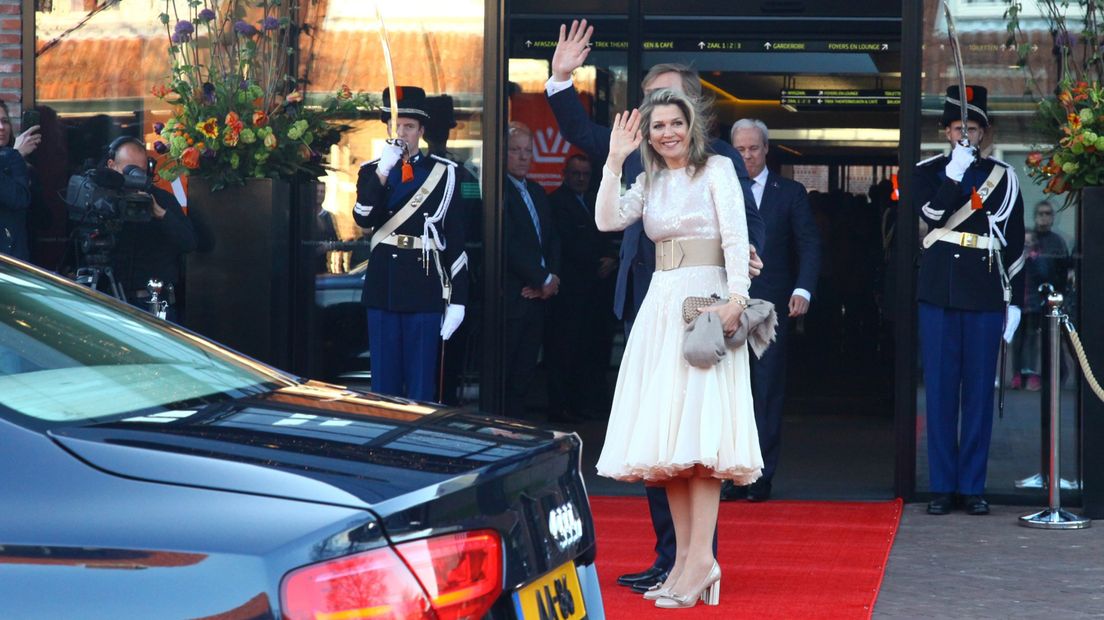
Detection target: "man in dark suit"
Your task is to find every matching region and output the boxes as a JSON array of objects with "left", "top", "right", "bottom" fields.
[
  {"left": 727, "top": 119, "right": 822, "bottom": 502},
  {"left": 503, "top": 122, "right": 561, "bottom": 418},
  {"left": 544, "top": 154, "right": 617, "bottom": 422},
  {"left": 545, "top": 19, "right": 766, "bottom": 593}
]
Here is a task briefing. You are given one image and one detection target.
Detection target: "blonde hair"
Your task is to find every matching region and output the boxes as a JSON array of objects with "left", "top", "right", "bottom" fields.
[{"left": 638, "top": 88, "right": 712, "bottom": 185}]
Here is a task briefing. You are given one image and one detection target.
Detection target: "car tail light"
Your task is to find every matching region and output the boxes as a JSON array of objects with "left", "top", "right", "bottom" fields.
[{"left": 281, "top": 529, "right": 502, "bottom": 620}]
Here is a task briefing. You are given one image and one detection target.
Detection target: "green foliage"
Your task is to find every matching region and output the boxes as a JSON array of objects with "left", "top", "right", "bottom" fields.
[{"left": 151, "top": 0, "right": 376, "bottom": 191}]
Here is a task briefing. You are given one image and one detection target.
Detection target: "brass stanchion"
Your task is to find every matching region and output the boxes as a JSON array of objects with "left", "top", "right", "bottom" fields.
[{"left": 1019, "top": 291, "right": 1091, "bottom": 529}]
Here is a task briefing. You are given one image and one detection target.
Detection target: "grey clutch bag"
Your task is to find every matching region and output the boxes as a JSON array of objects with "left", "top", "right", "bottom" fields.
[
  {"left": 683, "top": 309, "right": 726, "bottom": 368},
  {"left": 682, "top": 297, "right": 779, "bottom": 368}
]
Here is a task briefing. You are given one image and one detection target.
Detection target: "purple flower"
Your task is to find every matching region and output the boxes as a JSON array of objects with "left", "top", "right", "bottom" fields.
[
  {"left": 153, "top": 122, "right": 165, "bottom": 133},
  {"left": 173, "top": 20, "right": 194, "bottom": 43},
  {"left": 1055, "top": 31, "right": 1078, "bottom": 49},
  {"left": 171, "top": 32, "right": 185, "bottom": 44},
  {"left": 261, "top": 16, "right": 280, "bottom": 31},
  {"left": 153, "top": 141, "right": 169, "bottom": 154},
  {"left": 197, "top": 8, "right": 216, "bottom": 22},
  {"left": 240, "top": 80, "right": 250, "bottom": 89},
  {"left": 202, "top": 82, "right": 216, "bottom": 104},
  {"left": 201, "top": 148, "right": 217, "bottom": 161},
  {"left": 233, "top": 20, "right": 258, "bottom": 36}
]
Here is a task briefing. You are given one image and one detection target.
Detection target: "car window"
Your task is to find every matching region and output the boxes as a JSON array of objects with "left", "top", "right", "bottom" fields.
[{"left": 0, "top": 260, "right": 292, "bottom": 425}]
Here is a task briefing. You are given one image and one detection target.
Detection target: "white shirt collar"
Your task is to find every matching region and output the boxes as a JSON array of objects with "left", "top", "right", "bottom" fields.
[{"left": 752, "top": 168, "right": 769, "bottom": 186}]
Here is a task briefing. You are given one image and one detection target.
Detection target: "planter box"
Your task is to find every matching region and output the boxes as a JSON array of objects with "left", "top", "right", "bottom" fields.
[{"left": 183, "top": 178, "right": 292, "bottom": 368}]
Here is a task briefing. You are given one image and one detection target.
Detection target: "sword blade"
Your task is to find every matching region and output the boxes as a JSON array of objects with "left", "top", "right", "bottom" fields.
[
  {"left": 942, "top": 1, "right": 971, "bottom": 146},
  {"left": 374, "top": 3, "right": 399, "bottom": 139}
]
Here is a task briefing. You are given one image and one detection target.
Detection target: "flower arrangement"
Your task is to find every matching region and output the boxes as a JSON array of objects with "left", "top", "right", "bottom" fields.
[
  {"left": 151, "top": 0, "right": 374, "bottom": 190},
  {"left": 1006, "top": 1, "right": 1104, "bottom": 206}
]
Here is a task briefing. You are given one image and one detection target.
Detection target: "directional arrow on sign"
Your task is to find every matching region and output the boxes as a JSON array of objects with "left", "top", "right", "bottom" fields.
[
  {"left": 881, "top": 43, "right": 889, "bottom": 50},
  {"left": 764, "top": 42, "right": 772, "bottom": 50},
  {"left": 525, "top": 40, "right": 532, "bottom": 47},
  {"left": 698, "top": 41, "right": 705, "bottom": 49}
]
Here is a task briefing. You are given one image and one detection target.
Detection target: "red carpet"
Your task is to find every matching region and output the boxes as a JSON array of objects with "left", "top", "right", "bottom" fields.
[{"left": 590, "top": 496, "right": 903, "bottom": 620}]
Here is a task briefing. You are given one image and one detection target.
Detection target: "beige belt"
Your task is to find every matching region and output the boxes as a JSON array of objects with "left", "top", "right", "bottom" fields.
[
  {"left": 376, "top": 233, "right": 438, "bottom": 251},
  {"left": 934, "top": 230, "right": 998, "bottom": 251},
  {"left": 655, "top": 238, "right": 724, "bottom": 271}
]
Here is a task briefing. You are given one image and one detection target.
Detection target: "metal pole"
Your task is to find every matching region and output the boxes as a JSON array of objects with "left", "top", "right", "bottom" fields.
[{"left": 1020, "top": 292, "right": 1091, "bottom": 529}]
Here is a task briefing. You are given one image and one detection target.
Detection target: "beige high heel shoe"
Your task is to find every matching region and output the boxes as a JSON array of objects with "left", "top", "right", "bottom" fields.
[
  {"left": 642, "top": 582, "right": 672, "bottom": 601},
  {"left": 654, "top": 561, "right": 721, "bottom": 608}
]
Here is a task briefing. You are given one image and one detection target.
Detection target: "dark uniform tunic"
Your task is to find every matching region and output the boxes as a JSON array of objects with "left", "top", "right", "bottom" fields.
[
  {"left": 354, "top": 151, "right": 469, "bottom": 400},
  {"left": 915, "top": 153, "right": 1026, "bottom": 495}
]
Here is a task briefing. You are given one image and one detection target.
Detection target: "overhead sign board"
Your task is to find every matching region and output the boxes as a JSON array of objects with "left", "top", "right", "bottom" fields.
[
  {"left": 780, "top": 89, "right": 901, "bottom": 110},
  {"left": 513, "top": 38, "right": 897, "bottom": 55}
]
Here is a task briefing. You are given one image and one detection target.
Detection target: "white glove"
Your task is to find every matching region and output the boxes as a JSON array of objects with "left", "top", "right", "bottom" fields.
[
  {"left": 440, "top": 304, "right": 465, "bottom": 340},
  {"left": 1003, "top": 305, "right": 1022, "bottom": 344},
  {"left": 945, "top": 144, "right": 975, "bottom": 183},
  {"left": 376, "top": 141, "right": 404, "bottom": 179}
]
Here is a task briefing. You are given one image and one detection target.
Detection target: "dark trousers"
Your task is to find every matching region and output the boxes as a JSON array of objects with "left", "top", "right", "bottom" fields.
[
  {"left": 750, "top": 313, "right": 790, "bottom": 481},
  {"left": 504, "top": 299, "right": 545, "bottom": 417},
  {"left": 919, "top": 302, "right": 1003, "bottom": 494},
  {"left": 367, "top": 309, "right": 442, "bottom": 401},
  {"left": 545, "top": 284, "right": 614, "bottom": 415}
]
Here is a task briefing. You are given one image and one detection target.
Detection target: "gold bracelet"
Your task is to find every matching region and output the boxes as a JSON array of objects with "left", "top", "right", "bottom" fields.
[{"left": 729, "top": 294, "right": 749, "bottom": 308}]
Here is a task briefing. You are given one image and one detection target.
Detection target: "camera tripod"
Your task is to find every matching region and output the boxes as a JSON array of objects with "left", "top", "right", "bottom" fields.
[{"left": 74, "top": 264, "right": 128, "bottom": 302}]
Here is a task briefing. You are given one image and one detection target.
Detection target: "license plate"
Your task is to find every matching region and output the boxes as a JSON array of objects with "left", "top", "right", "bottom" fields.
[{"left": 512, "top": 560, "right": 588, "bottom": 620}]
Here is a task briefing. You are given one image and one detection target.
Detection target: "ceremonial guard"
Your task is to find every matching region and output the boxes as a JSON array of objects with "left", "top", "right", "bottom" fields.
[
  {"left": 354, "top": 86, "right": 469, "bottom": 401},
  {"left": 916, "top": 85, "right": 1025, "bottom": 516}
]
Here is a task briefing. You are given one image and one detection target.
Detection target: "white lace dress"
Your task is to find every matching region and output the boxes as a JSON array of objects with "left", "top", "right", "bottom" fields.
[{"left": 594, "top": 155, "right": 763, "bottom": 483}]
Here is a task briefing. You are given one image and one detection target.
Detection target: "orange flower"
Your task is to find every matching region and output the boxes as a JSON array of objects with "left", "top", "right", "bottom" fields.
[
  {"left": 223, "top": 128, "right": 239, "bottom": 147},
  {"left": 1068, "top": 113, "right": 1082, "bottom": 129},
  {"left": 1026, "top": 152, "right": 1043, "bottom": 168},
  {"left": 1045, "top": 174, "right": 1068, "bottom": 194},
  {"left": 225, "top": 111, "right": 244, "bottom": 133},
  {"left": 181, "top": 146, "right": 201, "bottom": 169},
  {"left": 339, "top": 84, "right": 352, "bottom": 100},
  {"left": 151, "top": 84, "right": 171, "bottom": 98},
  {"left": 252, "top": 110, "right": 268, "bottom": 128}
]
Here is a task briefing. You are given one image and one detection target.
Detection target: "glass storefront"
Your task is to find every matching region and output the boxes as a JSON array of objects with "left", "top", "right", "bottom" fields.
[{"left": 23, "top": 0, "right": 1089, "bottom": 501}]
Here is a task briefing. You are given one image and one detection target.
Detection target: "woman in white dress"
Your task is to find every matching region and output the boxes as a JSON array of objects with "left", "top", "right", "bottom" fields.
[{"left": 594, "top": 89, "right": 762, "bottom": 609}]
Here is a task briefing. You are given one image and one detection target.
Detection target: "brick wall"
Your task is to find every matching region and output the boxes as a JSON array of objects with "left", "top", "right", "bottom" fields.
[{"left": 0, "top": 0, "right": 21, "bottom": 125}]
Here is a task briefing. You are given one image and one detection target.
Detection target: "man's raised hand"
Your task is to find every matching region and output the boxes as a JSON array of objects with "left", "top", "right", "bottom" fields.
[{"left": 551, "top": 19, "right": 594, "bottom": 82}]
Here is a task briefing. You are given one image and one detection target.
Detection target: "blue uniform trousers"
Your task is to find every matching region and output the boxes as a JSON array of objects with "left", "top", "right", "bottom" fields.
[
  {"left": 367, "top": 309, "right": 442, "bottom": 401},
  {"left": 919, "top": 302, "right": 1003, "bottom": 494}
]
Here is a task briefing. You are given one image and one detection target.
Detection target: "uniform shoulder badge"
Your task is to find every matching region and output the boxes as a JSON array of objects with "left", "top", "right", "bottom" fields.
[{"left": 430, "top": 154, "right": 458, "bottom": 167}]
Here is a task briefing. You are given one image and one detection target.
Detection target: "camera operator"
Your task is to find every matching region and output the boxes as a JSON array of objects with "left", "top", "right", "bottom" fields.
[
  {"left": 0, "top": 100, "right": 41, "bottom": 260},
  {"left": 106, "top": 136, "right": 196, "bottom": 317}
]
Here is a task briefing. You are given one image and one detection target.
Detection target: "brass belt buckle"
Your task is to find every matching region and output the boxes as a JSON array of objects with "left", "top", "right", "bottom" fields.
[
  {"left": 959, "top": 232, "right": 978, "bottom": 248},
  {"left": 395, "top": 234, "right": 415, "bottom": 249}
]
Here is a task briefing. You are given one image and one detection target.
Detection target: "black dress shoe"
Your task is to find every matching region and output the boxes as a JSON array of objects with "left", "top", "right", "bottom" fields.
[
  {"left": 617, "top": 566, "right": 666, "bottom": 587},
  {"left": 926, "top": 493, "right": 954, "bottom": 515},
  {"left": 963, "top": 495, "right": 990, "bottom": 515},
  {"left": 630, "top": 571, "right": 669, "bottom": 593},
  {"left": 720, "top": 480, "right": 748, "bottom": 501},
  {"left": 747, "top": 478, "right": 772, "bottom": 502}
]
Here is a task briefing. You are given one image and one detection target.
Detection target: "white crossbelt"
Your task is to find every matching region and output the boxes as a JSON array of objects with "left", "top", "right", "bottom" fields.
[
  {"left": 933, "top": 230, "right": 999, "bottom": 251},
  {"left": 375, "top": 233, "right": 440, "bottom": 251}
]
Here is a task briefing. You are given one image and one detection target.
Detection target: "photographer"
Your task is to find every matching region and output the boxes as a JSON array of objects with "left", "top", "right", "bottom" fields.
[
  {"left": 105, "top": 136, "right": 196, "bottom": 316},
  {"left": 0, "top": 101, "right": 41, "bottom": 260}
]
